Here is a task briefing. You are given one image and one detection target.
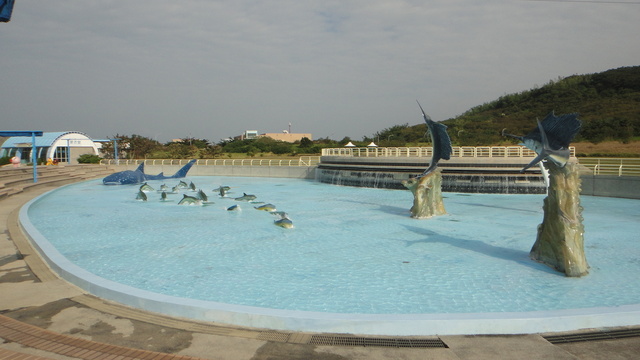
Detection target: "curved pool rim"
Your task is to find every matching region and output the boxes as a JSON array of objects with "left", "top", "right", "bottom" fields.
[{"left": 19, "top": 186, "right": 640, "bottom": 336}]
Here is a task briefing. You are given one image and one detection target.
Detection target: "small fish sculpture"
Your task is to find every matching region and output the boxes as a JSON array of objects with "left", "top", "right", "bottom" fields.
[
  {"left": 189, "top": 181, "right": 197, "bottom": 191},
  {"left": 159, "top": 184, "right": 168, "bottom": 192},
  {"left": 270, "top": 211, "right": 289, "bottom": 218},
  {"left": 227, "top": 204, "right": 240, "bottom": 211},
  {"left": 136, "top": 190, "right": 147, "bottom": 201},
  {"left": 160, "top": 191, "right": 167, "bottom": 201},
  {"left": 178, "top": 180, "right": 189, "bottom": 189},
  {"left": 255, "top": 203, "right": 276, "bottom": 211},
  {"left": 274, "top": 217, "right": 294, "bottom": 229},
  {"left": 171, "top": 185, "right": 180, "bottom": 193}
]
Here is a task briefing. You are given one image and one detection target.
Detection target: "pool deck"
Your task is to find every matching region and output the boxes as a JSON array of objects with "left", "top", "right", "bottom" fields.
[{"left": 2, "top": 184, "right": 640, "bottom": 359}]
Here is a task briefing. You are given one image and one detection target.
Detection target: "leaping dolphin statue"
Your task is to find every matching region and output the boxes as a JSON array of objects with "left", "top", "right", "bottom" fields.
[
  {"left": 416, "top": 101, "right": 452, "bottom": 177},
  {"left": 103, "top": 159, "right": 197, "bottom": 185},
  {"left": 502, "top": 112, "right": 581, "bottom": 172}
]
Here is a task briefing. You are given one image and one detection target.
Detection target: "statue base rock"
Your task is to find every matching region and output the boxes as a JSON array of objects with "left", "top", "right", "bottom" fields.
[
  {"left": 530, "top": 161, "right": 589, "bottom": 277},
  {"left": 402, "top": 169, "right": 447, "bottom": 219}
]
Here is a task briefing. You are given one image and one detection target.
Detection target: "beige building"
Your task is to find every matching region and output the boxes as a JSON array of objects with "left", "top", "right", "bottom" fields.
[{"left": 260, "top": 132, "right": 312, "bottom": 143}]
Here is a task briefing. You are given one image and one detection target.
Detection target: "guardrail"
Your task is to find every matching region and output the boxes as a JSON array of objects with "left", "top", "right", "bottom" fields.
[
  {"left": 321, "top": 146, "right": 575, "bottom": 158},
  {"left": 100, "top": 156, "right": 321, "bottom": 167},
  {"left": 577, "top": 158, "right": 640, "bottom": 177}
]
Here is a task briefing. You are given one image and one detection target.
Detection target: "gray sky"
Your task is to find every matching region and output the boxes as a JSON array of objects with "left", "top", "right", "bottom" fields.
[{"left": 1, "top": 1, "right": 639, "bottom": 143}]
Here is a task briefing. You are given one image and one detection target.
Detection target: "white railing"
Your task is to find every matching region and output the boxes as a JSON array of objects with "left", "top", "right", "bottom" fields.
[
  {"left": 98, "top": 153, "right": 640, "bottom": 177},
  {"left": 100, "top": 156, "right": 321, "bottom": 167},
  {"left": 321, "top": 146, "right": 573, "bottom": 158},
  {"left": 577, "top": 158, "right": 640, "bottom": 177}
]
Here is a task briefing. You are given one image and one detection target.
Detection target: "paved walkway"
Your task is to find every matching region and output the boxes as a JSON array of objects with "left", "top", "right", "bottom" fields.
[{"left": 1, "top": 177, "right": 639, "bottom": 359}]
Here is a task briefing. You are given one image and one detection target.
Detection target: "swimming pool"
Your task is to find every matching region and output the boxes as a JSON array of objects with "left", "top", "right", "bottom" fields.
[{"left": 21, "top": 176, "right": 640, "bottom": 335}]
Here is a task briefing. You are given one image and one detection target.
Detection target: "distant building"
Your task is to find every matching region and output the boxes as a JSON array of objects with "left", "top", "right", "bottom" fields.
[
  {"left": 235, "top": 129, "right": 312, "bottom": 143},
  {"left": 260, "top": 132, "right": 312, "bottom": 143},
  {"left": 0, "top": 131, "right": 100, "bottom": 165},
  {"left": 244, "top": 130, "right": 259, "bottom": 140}
]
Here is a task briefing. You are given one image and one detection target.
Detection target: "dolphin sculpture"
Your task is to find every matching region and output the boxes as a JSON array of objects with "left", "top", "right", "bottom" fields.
[
  {"left": 502, "top": 112, "right": 581, "bottom": 172},
  {"left": 214, "top": 186, "right": 231, "bottom": 197},
  {"left": 178, "top": 194, "right": 202, "bottom": 205},
  {"left": 196, "top": 189, "right": 208, "bottom": 202},
  {"left": 139, "top": 183, "right": 154, "bottom": 193},
  {"left": 135, "top": 190, "right": 147, "bottom": 201},
  {"left": 416, "top": 101, "right": 452, "bottom": 177},
  {"left": 234, "top": 193, "right": 257, "bottom": 202},
  {"left": 103, "top": 159, "right": 196, "bottom": 185}
]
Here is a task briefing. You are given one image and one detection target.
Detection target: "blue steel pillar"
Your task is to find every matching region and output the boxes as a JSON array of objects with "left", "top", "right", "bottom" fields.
[{"left": 32, "top": 132, "right": 38, "bottom": 182}]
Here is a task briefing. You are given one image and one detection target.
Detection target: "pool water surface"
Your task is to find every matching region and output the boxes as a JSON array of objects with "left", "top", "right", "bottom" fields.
[{"left": 26, "top": 176, "right": 640, "bottom": 316}]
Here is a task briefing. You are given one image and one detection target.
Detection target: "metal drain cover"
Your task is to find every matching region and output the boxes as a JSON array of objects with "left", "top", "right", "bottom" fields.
[{"left": 309, "top": 335, "right": 448, "bottom": 348}]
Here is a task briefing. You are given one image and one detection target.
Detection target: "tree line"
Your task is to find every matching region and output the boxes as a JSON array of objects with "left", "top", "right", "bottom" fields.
[
  {"left": 372, "top": 66, "right": 640, "bottom": 146},
  {"left": 101, "top": 66, "right": 639, "bottom": 159},
  {"left": 99, "top": 134, "right": 349, "bottom": 160}
]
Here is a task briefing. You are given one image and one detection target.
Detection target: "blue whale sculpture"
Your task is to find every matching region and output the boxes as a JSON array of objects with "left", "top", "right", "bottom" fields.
[{"left": 103, "top": 159, "right": 197, "bottom": 185}]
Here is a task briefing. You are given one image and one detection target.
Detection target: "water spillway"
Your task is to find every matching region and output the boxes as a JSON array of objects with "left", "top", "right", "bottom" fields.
[{"left": 317, "top": 154, "right": 549, "bottom": 194}]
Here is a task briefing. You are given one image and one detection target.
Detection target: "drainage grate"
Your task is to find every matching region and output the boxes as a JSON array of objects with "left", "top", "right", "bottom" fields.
[
  {"left": 544, "top": 328, "right": 640, "bottom": 344},
  {"left": 309, "top": 335, "right": 448, "bottom": 348},
  {"left": 257, "top": 331, "right": 292, "bottom": 343}
]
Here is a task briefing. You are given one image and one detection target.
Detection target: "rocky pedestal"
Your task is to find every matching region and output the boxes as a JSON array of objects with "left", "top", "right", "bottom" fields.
[
  {"left": 401, "top": 169, "right": 447, "bottom": 219},
  {"left": 530, "top": 161, "right": 589, "bottom": 277}
]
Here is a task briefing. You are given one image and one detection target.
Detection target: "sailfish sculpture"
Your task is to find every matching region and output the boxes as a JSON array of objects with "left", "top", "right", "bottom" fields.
[
  {"left": 505, "top": 112, "right": 587, "bottom": 276},
  {"left": 401, "top": 102, "right": 451, "bottom": 219},
  {"left": 0, "top": 0, "right": 15, "bottom": 22},
  {"left": 417, "top": 100, "right": 452, "bottom": 176},
  {"left": 502, "top": 112, "right": 581, "bottom": 173}
]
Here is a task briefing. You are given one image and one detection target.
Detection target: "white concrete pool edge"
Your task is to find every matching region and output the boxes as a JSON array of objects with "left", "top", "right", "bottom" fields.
[{"left": 20, "top": 191, "right": 640, "bottom": 336}]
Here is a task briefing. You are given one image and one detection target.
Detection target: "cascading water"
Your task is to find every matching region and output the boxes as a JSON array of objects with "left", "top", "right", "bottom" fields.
[{"left": 316, "top": 169, "right": 408, "bottom": 189}]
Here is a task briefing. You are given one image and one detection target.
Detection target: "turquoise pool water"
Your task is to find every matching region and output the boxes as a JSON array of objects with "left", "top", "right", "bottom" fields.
[{"left": 27, "top": 176, "right": 640, "bottom": 315}]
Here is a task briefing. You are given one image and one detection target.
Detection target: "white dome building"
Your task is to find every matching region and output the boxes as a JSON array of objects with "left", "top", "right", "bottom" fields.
[{"left": 1, "top": 131, "right": 100, "bottom": 165}]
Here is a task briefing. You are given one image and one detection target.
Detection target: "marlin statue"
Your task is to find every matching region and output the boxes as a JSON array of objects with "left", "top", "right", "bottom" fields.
[
  {"left": 103, "top": 159, "right": 197, "bottom": 185},
  {"left": 502, "top": 112, "right": 581, "bottom": 173},
  {"left": 416, "top": 101, "right": 452, "bottom": 177}
]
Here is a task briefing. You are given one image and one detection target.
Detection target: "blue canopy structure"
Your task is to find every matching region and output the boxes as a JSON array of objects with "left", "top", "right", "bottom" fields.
[
  {"left": 0, "top": 0, "right": 15, "bottom": 23},
  {"left": 0, "top": 131, "right": 43, "bottom": 182}
]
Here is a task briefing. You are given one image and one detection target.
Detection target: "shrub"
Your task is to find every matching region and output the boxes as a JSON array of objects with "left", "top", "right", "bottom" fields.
[{"left": 77, "top": 154, "right": 102, "bottom": 164}]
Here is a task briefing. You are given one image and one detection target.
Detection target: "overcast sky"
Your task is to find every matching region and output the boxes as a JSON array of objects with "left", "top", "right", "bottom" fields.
[{"left": 1, "top": 1, "right": 638, "bottom": 143}]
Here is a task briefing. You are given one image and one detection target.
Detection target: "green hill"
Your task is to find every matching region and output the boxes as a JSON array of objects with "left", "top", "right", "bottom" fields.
[{"left": 373, "top": 66, "right": 640, "bottom": 147}]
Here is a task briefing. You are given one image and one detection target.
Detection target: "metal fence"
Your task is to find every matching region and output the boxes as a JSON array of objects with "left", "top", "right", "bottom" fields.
[
  {"left": 100, "top": 156, "right": 321, "bottom": 167},
  {"left": 321, "top": 146, "right": 565, "bottom": 158},
  {"left": 99, "top": 150, "right": 640, "bottom": 177},
  {"left": 577, "top": 158, "right": 640, "bottom": 177}
]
